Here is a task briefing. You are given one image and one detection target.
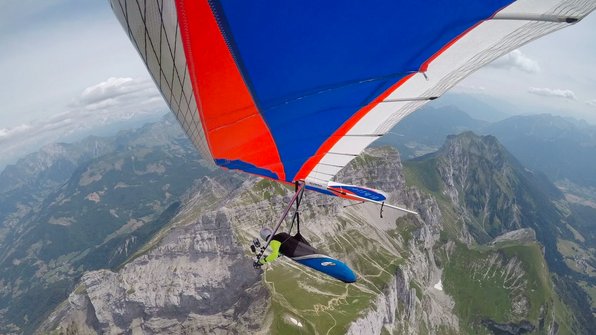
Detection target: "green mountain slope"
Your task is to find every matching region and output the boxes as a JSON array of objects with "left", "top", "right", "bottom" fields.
[{"left": 405, "top": 132, "right": 595, "bottom": 334}]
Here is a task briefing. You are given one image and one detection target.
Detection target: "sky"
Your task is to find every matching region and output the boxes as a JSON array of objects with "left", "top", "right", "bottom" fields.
[
  {"left": 0, "top": 1, "right": 165, "bottom": 123},
  {"left": 0, "top": 0, "right": 167, "bottom": 167},
  {"left": 452, "top": 12, "right": 596, "bottom": 122},
  {"left": 0, "top": 1, "right": 595, "bottom": 167}
]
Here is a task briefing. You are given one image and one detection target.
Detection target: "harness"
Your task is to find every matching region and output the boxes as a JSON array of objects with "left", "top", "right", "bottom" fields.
[{"left": 251, "top": 181, "right": 306, "bottom": 265}]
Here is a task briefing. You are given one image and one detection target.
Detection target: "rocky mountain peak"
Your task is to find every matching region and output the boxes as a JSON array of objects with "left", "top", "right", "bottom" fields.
[
  {"left": 432, "top": 132, "right": 524, "bottom": 238},
  {"left": 437, "top": 131, "right": 515, "bottom": 172},
  {"left": 407, "top": 131, "right": 564, "bottom": 243},
  {"left": 336, "top": 146, "right": 405, "bottom": 194}
]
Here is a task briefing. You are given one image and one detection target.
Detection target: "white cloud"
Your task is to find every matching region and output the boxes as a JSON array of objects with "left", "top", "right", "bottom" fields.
[
  {"left": 0, "top": 124, "right": 31, "bottom": 138},
  {"left": 77, "top": 77, "right": 161, "bottom": 111},
  {"left": 0, "top": 77, "right": 168, "bottom": 167},
  {"left": 66, "top": 77, "right": 166, "bottom": 121},
  {"left": 489, "top": 49, "right": 541, "bottom": 74},
  {"left": 68, "top": 76, "right": 168, "bottom": 121},
  {"left": 586, "top": 100, "right": 596, "bottom": 108},
  {"left": 80, "top": 77, "right": 136, "bottom": 104},
  {"left": 528, "top": 87, "right": 577, "bottom": 100}
]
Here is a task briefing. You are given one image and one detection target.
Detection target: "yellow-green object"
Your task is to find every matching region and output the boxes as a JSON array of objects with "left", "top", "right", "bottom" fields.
[{"left": 260, "top": 239, "right": 282, "bottom": 264}]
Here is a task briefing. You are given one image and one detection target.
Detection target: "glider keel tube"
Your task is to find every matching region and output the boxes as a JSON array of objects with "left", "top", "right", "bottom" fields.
[{"left": 305, "top": 178, "right": 418, "bottom": 215}]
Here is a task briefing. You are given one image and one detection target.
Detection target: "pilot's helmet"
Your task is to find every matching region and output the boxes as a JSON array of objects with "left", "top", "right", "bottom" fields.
[{"left": 260, "top": 227, "right": 273, "bottom": 241}]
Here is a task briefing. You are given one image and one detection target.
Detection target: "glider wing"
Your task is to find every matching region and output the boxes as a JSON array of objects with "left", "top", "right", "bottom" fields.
[{"left": 110, "top": 0, "right": 595, "bottom": 188}]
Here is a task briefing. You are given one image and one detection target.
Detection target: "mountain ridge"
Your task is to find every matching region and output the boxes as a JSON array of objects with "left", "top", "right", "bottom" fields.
[
  {"left": 404, "top": 132, "right": 595, "bottom": 333},
  {"left": 381, "top": 106, "right": 596, "bottom": 190},
  {"left": 0, "top": 116, "right": 215, "bottom": 334},
  {"left": 40, "top": 132, "right": 593, "bottom": 334},
  {"left": 1, "top": 114, "right": 593, "bottom": 334}
]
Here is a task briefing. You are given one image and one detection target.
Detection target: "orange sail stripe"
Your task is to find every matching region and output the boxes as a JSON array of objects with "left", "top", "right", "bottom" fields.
[{"left": 175, "top": 0, "right": 285, "bottom": 180}]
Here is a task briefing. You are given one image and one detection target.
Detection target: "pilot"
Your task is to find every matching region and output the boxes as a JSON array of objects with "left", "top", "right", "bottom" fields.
[{"left": 256, "top": 227, "right": 313, "bottom": 265}]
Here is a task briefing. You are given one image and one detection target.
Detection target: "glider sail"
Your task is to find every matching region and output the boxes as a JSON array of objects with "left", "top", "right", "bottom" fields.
[{"left": 110, "top": 0, "right": 595, "bottom": 196}]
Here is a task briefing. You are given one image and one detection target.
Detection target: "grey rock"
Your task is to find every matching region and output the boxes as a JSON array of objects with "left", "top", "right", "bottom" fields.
[{"left": 40, "top": 175, "right": 268, "bottom": 334}]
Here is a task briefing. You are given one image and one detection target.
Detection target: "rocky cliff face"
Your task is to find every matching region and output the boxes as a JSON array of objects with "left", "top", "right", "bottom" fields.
[
  {"left": 41, "top": 175, "right": 268, "bottom": 334},
  {"left": 42, "top": 147, "right": 463, "bottom": 334},
  {"left": 432, "top": 132, "right": 526, "bottom": 239},
  {"left": 404, "top": 133, "right": 591, "bottom": 334},
  {"left": 41, "top": 134, "right": 589, "bottom": 334},
  {"left": 0, "top": 116, "right": 217, "bottom": 334},
  {"left": 336, "top": 150, "right": 460, "bottom": 335}
]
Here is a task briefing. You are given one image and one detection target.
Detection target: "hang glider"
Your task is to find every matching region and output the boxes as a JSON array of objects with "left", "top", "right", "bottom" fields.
[
  {"left": 250, "top": 182, "right": 357, "bottom": 283},
  {"left": 110, "top": 0, "right": 594, "bottom": 283},
  {"left": 109, "top": 0, "right": 594, "bottom": 205}
]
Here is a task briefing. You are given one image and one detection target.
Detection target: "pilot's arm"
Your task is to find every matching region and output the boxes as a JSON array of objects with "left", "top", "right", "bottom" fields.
[{"left": 259, "top": 239, "right": 282, "bottom": 264}]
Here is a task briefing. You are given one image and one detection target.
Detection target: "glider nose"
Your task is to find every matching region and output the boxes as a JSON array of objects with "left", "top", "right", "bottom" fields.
[{"left": 341, "top": 270, "right": 358, "bottom": 284}]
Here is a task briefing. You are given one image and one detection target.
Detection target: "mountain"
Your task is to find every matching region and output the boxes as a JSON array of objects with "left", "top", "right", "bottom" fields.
[
  {"left": 373, "top": 106, "right": 488, "bottom": 159},
  {"left": 39, "top": 133, "right": 594, "bottom": 334},
  {"left": 409, "top": 132, "right": 563, "bottom": 242},
  {"left": 39, "top": 147, "right": 453, "bottom": 334},
  {"left": 0, "top": 111, "right": 166, "bottom": 171},
  {"left": 404, "top": 132, "right": 595, "bottom": 333},
  {"left": 381, "top": 108, "right": 596, "bottom": 195},
  {"left": 431, "top": 93, "right": 513, "bottom": 122},
  {"left": 0, "top": 116, "right": 215, "bottom": 334},
  {"left": 0, "top": 139, "right": 118, "bottom": 248}
]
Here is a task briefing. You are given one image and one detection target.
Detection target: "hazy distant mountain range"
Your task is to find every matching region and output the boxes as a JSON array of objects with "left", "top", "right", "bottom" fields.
[
  {"left": 377, "top": 105, "right": 596, "bottom": 190},
  {"left": 433, "top": 92, "right": 596, "bottom": 125},
  {"left": 0, "top": 112, "right": 166, "bottom": 171}
]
